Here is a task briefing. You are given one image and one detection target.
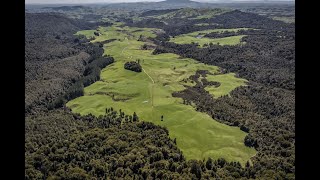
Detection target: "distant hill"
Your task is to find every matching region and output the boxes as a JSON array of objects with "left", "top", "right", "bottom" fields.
[
  {"left": 157, "top": 0, "right": 201, "bottom": 6},
  {"left": 103, "top": 0, "right": 207, "bottom": 10},
  {"left": 44, "top": 6, "right": 85, "bottom": 11},
  {"left": 165, "top": 0, "right": 193, "bottom": 3},
  {"left": 102, "top": 0, "right": 292, "bottom": 11},
  {"left": 143, "top": 8, "right": 229, "bottom": 19},
  {"left": 26, "top": 0, "right": 295, "bottom": 12}
]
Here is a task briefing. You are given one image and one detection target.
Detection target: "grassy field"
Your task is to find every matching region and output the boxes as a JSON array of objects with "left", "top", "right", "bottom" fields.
[
  {"left": 68, "top": 24, "right": 256, "bottom": 165},
  {"left": 205, "top": 73, "right": 247, "bottom": 98},
  {"left": 272, "top": 16, "right": 295, "bottom": 24},
  {"left": 170, "top": 28, "right": 249, "bottom": 47},
  {"left": 153, "top": 8, "right": 229, "bottom": 20},
  {"left": 195, "top": 23, "right": 210, "bottom": 26}
]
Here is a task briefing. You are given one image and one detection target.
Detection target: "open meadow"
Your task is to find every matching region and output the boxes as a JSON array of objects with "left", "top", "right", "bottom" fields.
[{"left": 169, "top": 28, "right": 249, "bottom": 47}]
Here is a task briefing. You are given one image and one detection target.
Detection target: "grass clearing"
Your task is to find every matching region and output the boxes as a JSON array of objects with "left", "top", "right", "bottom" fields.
[
  {"left": 205, "top": 73, "right": 247, "bottom": 98},
  {"left": 170, "top": 28, "right": 249, "bottom": 47},
  {"left": 67, "top": 24, "right": 256, "bottom": 165},
  {"left": 194, "top": 23, "right": 211, "bottom": 26},
  {"left": 272, "top": 16, "right": 295, "bottom": 24}
]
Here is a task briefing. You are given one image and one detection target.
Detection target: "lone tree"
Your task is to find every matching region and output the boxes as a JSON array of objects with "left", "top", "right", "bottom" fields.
[
  {"left": 141, "top": 44, "right": 148, "bottom": 50},
  {"left": 206, "top": 157, "right": 213, "bottom": 170},
  {"left": 245, "top": 161, "right": 250, "bottom": 168},
  {"left": 124, "top": 61, "right": 142, "bottom": 72},
  {"left": 190, "top": 161, "right": 202, "bottom": 179},
  {"left": 94, "top": 31, "right": 100, "bottom": 36},
  {"left": 161, "top": 115, "right": 164, "bottom": 121},
  {"left": 133, "top": 112, "right": 139, "bottom": 122}
]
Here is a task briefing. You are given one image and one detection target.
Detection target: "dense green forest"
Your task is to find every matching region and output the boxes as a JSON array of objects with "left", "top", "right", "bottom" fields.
[
  {"left": 26, "top": 109, "right": 260, "bottom": 179},
  {"left": 25, "top": 3, "right": 295, "bottom": 179},
  {"left": 25, "top": 13, "right": 113, "bottom": 113}
]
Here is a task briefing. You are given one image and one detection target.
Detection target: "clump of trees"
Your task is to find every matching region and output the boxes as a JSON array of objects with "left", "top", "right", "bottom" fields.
[
  {"left": 94, "top": 31, "right": 100, "bottom": 36},
  {"left": 141, "top": 43, "right": 156, "bottom": 50},
  {"left": 82, "top": 56, "right": 114, "bottom": 86},
  {"left": 124, "top": 61, "right": 142, "bottom": 72}
]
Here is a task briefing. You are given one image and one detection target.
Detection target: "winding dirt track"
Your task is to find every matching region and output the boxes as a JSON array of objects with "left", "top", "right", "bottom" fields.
[{"left": 142, "top": 68, "right": 154, "bottom": 84}]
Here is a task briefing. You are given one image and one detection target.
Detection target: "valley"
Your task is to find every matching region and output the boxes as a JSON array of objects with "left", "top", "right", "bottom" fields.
[{"left": 67, "top": 24, "right": 256, "bottom": 165}]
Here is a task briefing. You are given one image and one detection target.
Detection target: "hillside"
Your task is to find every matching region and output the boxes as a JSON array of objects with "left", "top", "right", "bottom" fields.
[
  {"left": 103, "top": 0, "right": 210, "bottom": 10},
  {"left": 25, "top": 13, "right": 110, "bottom": 114},
  {"left": 145, "top": 8, "right": 229, "bottom": 20}
]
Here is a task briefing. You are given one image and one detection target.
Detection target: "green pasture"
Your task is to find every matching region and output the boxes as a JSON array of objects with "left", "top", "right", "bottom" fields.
[
  {"left": 152, "top": 8, "right": 229, "bottom": 20},
  {"left": 67, "top": 24, "right": 256, "bottom": 165},
  {"left": 170, "top": 28, "right": 249, "bottom": 47}
]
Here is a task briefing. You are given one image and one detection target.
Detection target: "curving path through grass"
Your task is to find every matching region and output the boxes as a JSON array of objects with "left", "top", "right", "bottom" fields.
[{"left": 142, "top": 68, "right": 155, "bottom": 84}]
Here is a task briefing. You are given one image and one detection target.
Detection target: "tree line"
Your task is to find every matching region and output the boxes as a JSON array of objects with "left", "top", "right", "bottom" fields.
[{"left": 48, "top": 54, "right": 114, "bottom": 110}]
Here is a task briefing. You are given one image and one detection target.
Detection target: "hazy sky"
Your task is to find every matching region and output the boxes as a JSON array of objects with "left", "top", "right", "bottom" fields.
[{"left": 26, "top": 0, "right": 294, "bottom": 4}]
